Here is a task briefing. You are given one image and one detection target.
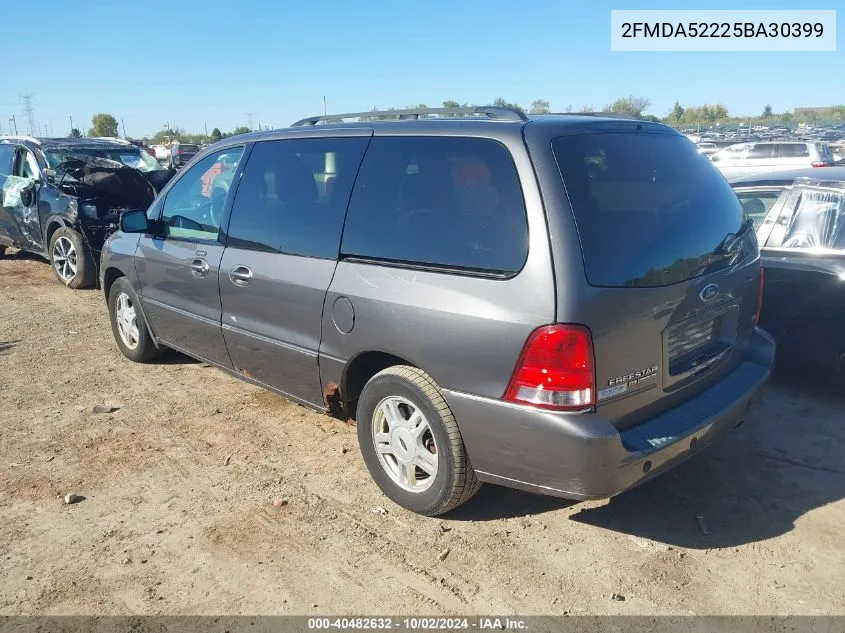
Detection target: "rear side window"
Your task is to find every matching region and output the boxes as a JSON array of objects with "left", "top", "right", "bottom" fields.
[
  {"left": 227, "top": 137, "right": 369, "bottom": 258},
  {"left": 734, "top": 189, "right": 783, "bottom": 227},
  {"left": 778, "top": 143, "right": 810, "bottom": 158},
  {"left": 553, "top": 132, "right": 745, "bottom": 287},
  {"left": 342, "top": 136, "right": 528, "bottom": 274}
]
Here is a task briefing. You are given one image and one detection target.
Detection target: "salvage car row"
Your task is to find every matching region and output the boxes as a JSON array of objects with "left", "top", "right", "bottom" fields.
[{"left": 0, "top": 109, "right": 837, "bottom": 517}]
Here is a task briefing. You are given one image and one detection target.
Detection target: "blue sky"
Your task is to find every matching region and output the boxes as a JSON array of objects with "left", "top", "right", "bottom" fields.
[{"left": 1, "top": 0, "right": 842, "bottom": 137}]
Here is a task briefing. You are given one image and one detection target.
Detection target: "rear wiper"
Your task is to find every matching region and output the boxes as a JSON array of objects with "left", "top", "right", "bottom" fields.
[{"left": 716, "top": 217, "right": 754, "bottom": 255}]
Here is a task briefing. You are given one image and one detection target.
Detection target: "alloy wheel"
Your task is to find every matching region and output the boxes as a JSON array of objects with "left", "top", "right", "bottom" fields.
[
  {"left": 52, "top": 236, "right": 78, "bottom": 282},
  {"left": 115, "top": 292, "right": 140, "bottom": 350},
  {"left": 371, "top": 396, "right": 439, "bottom": 493}
]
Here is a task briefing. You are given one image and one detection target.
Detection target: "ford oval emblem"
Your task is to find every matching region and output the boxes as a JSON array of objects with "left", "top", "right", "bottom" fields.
[{"left": 700, "top": 284, "right": 719, "bottom": 302}]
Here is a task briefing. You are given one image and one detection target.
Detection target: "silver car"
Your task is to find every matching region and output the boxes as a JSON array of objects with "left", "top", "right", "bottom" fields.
[
  {"left": 711, "top": 140, "right": 836, "bottom": 180},
  {"left": 100, "top": 107, "right": 774, "bottom": 516}
]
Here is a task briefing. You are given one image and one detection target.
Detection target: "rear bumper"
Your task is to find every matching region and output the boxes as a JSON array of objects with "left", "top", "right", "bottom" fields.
[{"left": 443, "top": 328, "right": 775, "bottom": 500}]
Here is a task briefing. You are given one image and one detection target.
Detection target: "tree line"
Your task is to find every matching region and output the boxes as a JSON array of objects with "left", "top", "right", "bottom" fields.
[{"left": 73, "top": 100, "right": 845, "bottom": 145}]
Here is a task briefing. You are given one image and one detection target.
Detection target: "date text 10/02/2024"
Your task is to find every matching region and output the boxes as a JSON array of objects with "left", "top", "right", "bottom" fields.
[{"left": 307, "top": 617, "right": 528, "bottom": 630}]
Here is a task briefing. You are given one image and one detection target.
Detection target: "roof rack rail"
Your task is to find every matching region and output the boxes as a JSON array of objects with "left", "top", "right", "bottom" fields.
[
  {"left": 542, "top": 111, "right": 641, "bottom": 120},
  {"left": 291, "top": 106, "right": 527, "bottom": 126}
]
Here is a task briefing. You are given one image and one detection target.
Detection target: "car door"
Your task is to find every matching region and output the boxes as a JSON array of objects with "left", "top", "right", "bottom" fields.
[
  {"left": 0, "top": 146, "right": 43, "bottom": 250},
  {"left": 745, "top": 144, "right": 777, "bottom": 174},
  {"left": 0, "top": 143, "right": 22, "bottom": 247},
  {"left": 135, "top": 145, "right": 247, "bottom": 367},
  {"left": 219, "top": 132, "right": 371, "bottom": 407}
]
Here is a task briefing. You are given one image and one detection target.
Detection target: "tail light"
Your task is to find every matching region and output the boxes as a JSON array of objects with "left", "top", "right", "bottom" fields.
[
  {"left": 504, "top": 325, "right": 595, "bottom": 411},
  {"left": 754, "top": 268, "right": 765, "bottom": 325},
  {"left": 811, "top": 160, "right": 831, "bottom": 168}
]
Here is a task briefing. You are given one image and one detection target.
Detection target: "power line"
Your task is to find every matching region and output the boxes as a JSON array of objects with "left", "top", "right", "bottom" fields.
[{"left": 22, "top": 94, "right": 36, "bottom": 135}]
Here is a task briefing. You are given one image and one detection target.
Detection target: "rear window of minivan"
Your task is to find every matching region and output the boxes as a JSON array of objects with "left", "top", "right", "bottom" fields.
[{"left": 552, "top": 131, "right": 746, "bottom": 287}]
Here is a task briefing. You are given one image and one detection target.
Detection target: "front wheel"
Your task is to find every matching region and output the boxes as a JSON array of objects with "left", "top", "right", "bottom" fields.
[
  {"left": 49, "top": 227, "right": 95, "bottom": 289},
  {"left": 108, "top": 277, "right": 162, "bottom": 362},
  {"left": 356, "top": 366, "right": 481, "bottom": 516}
]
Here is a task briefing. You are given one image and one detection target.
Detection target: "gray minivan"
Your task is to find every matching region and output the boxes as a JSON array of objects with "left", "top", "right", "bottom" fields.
[{"left": 100, "top": 107, "right": 775, "bottom": 516}]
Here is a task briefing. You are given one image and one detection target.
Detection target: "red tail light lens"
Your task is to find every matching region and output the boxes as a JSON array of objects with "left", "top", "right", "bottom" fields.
[
  {"left": 811, "top": 160, "right": 830, "bottom": 168},
  {"left": 755, "top": 268, "right": 765, "bottom": 325},
  {"left": 504, "top": 325, "right": 595, "bottom": 411}
]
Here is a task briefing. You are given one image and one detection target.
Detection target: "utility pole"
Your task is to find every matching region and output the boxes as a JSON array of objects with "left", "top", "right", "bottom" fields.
[
  {"left": 323, "top": 96, "right": 327, "bottom": 116},
  {"left": 10, "top": 115, "right": 17, "bottom": 135},
  {"left": 121, "top": 118, "right": 127, "bottom": 138},
  {"left": 246, "top": 112, "right": 253, "bottom": 131},
  {"left": 69, "top": 115, "right": 73, "bottom": 135},
  {"left": 204, "top": 122, "right": 208, "bottom": 136},
  {"left": 22, "top": 94, "right": 36, "bottom": 135}
]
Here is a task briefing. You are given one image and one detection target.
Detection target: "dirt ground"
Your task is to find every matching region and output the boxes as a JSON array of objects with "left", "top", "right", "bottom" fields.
[{"left": 1, "top": 249, "right": 844, "bottom": 616}]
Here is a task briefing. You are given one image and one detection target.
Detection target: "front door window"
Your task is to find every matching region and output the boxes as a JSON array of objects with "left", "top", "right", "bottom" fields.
[{"left": 159, "top": 147, "right": 245, "bottom": 241}]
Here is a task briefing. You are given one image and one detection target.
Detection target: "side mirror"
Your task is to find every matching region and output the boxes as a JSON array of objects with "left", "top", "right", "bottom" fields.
[
  {"left": 120, "top": 209, "right": 151, "bottom": 233},
  {"left": 20, "top": 182, "right": 37, "bottom": 208}
]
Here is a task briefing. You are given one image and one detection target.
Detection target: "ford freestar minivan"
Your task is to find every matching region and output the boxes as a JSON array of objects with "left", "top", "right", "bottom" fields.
[{"left": 100, "top": 107, "right": 775, "bottom": 516}]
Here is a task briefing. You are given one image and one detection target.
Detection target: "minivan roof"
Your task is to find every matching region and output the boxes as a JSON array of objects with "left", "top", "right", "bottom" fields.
[{"left": 212, "top": 113, "right": 677, "bottom": 150}]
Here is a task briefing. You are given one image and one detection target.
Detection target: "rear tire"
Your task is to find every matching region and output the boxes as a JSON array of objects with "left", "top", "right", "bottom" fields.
[
  {"left": 49, "top": 227, "right": 95, "bottom": 289},
  {"left": 356, "top": 366, "right": 481, "bottom": 516},
  {"left": 108, "top": 277, "right": 162, "bottom": 363}
]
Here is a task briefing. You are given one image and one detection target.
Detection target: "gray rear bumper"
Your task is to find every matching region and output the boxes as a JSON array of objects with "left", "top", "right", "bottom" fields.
[{"left": 443, "top": 328, "right": 775, "bottom": 500}]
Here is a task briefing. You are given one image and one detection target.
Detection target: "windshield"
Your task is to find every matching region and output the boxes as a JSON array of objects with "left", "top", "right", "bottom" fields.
[
  {"left": 553, "top": 131, "right": 748, "bottom": 287},
  {"left": 178, "top": 144, "right": 199, "bottom": 152},
  {"left": 44, "top": 147, "right": 165, "bottom": 173}
]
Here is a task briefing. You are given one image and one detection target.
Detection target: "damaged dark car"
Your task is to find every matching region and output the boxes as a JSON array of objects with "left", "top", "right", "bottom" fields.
[
  {"left": 0, "top": 137, "right": 175, "bottom": 288},
  {"left": 731, "top": 167, "right": 845, "bottom": 374}
]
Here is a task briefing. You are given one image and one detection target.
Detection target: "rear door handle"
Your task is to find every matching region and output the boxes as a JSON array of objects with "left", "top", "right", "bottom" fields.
[
  {"left": 229, "top": 265, "right": 254, "bottom": 287},
  {"left": 190, "top": 258, "right": 210, "bottom": 278}
]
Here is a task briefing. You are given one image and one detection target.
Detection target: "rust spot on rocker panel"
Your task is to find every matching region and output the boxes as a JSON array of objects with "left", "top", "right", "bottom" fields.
[{"left": 323, "top": 381, "right": 345, "bottom": 419}]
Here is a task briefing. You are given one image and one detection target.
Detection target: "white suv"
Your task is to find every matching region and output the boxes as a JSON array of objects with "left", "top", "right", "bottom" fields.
[{"left": 711, "top": 141, "right": 835, "bottom": 180}]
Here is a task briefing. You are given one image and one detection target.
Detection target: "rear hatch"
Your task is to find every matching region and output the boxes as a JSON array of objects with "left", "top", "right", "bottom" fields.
[
  {"left": 177, "top": 144, "right": 199, "bottom": 159},
  {"left": 551, "top": 128, "right": 761, "bottom": 429}
]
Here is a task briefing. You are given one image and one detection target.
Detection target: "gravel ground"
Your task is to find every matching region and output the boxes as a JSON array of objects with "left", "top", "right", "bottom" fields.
[{"left": 1, "top": 249, "right": 844, "bottom": 615}]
